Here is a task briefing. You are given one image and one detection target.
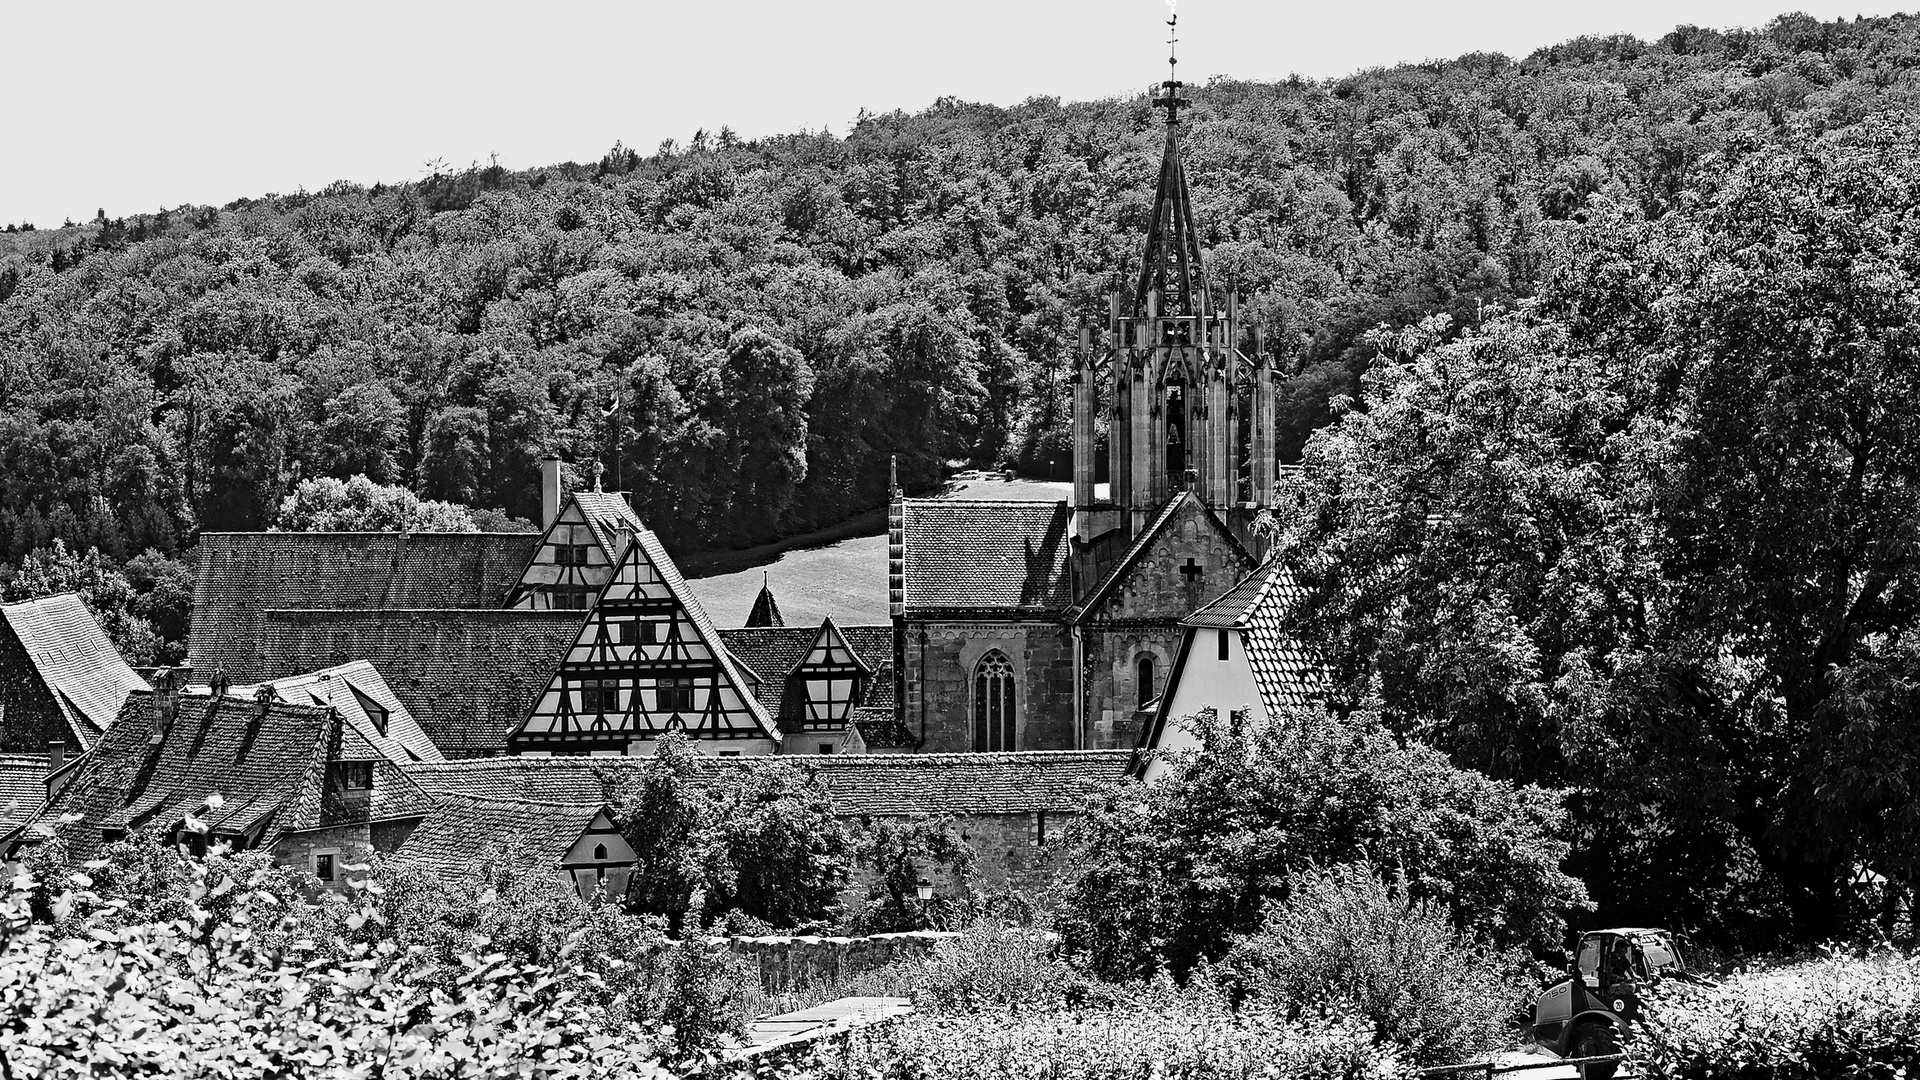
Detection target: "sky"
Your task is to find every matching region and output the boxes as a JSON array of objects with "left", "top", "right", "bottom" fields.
[{"left": 4, "top": 0, "right": 1908, "bottom": 228}]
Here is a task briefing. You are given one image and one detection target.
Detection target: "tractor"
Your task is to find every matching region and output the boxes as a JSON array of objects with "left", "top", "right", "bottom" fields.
[{"left": 1531, "top": 927, "right": 1690, "bottom": 1079}]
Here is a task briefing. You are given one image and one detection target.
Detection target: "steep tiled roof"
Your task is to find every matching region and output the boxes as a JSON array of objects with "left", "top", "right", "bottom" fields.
[
  {"left": 250, "top": 610, "right": 583, "bottom": 756},
  {"left": 632, "top": 528, "right": 774, "bottom": 736},
  {"left": 241, "top": 661, "right": 445, "bottom": 764},
  {"left": 190, "top": 532, "right": 539, "bottom": 683},
  {"left": 393, "top": 794, "right": 602, "bottom": 879},
  {"left": 406, "top": 749, "right": 1130, "bottom": 817},
  {"left": 0, "top": 594, "right": 148, "bottom": 749},
  {"left": 1185, "top": 558, "right": 1322, "bottom": 715},
  {"left": 569, "top": 491, "right": 647, "bottom": 561},
  {"left": 719, "top": 623, "right": 895, "bottom": 720},
  {"left": 0, "top": 754, "right": 47, "bottom": 831},
  {"left": 851, "top": 708, "right": 915, "bottom": 750},
  {"left": 745, "top": 578, "right": 784, "bottom": 628},
  {"left": 10, "top": 689, "right": 431, "bottom": 858},
  {"left": 899, "top": 500, "right": 1074, "bottom": 615}
]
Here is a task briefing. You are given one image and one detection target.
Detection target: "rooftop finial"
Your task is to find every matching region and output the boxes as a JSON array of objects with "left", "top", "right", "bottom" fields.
[{"left": 1155, "top": 0, "right": 1186, "bottom": 126}]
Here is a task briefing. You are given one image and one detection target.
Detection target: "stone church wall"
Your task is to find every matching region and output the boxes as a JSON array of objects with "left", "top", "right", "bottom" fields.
[
  {"left": 1079, "top": 626, "right": 1182, "bottom": 750},
  {"left": 903, "top": 621, "right": 1075, "bottom": 751}
]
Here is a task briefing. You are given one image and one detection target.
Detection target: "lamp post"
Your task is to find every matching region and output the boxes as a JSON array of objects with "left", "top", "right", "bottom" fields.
[{"left": 915, "top": 876, "right": 935, "bottom": 929}]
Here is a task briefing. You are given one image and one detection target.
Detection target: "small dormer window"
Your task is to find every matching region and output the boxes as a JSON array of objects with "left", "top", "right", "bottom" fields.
[
  {"left": 593, "top": 843, "right": 608, "bottom": 860},
  {"left": 333, "top": 761, "right": 374, "bottom": 791},
  {"left": 347, "top": 684, "right": 390, "bottom": 737}
]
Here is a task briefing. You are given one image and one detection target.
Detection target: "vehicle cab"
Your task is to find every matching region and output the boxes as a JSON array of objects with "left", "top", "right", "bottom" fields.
[{"left": 1534, "top": 927, "right": 1687, "bottom": 1058}]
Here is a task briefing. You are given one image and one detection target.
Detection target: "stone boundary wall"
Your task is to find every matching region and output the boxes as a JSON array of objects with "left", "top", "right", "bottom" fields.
[{"left": 720, "top": 930, "right": 961, "bottom": 992}]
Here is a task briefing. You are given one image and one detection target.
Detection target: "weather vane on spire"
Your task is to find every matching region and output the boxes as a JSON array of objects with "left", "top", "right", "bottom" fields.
[{"left": 1154, "top": 0, "right": 1188, "bottom": 126}]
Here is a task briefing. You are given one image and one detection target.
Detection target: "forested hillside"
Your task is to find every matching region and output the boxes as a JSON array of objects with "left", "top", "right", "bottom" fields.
[{"left": 1, "top": 12, "right": 1916, "bottom": 565}]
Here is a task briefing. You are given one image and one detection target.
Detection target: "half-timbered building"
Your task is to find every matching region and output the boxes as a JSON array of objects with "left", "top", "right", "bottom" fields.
[
  {"left": 721, "top": 618, "right": 899, "bottom": 754},
  {"left": 509, "top": 529, "right": 778, "bottom": 755}
]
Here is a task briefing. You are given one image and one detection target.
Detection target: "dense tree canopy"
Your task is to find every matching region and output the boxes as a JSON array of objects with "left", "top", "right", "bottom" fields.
[
  {"left": 2, "top": 13, "right": 1915, "bottom": 559},
  {"left": 1275, "top": 115, "right": 1920, "bottom": 946}
]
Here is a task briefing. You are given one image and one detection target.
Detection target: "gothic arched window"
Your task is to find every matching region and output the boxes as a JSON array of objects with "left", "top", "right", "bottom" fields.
[
  {"left": 1136, "top": 654, "right": 1156, "bottom": 710},
  {"left": 973, "top": 650, "right": 1016, "bottom": 752}
]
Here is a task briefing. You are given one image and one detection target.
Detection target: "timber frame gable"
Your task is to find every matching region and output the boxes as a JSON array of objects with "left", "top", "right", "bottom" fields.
[
  {"left": 787, "top": 617, "right": 875, "bottom": 732},
  {"left": 506, "top": 491, "right": 645, "bottom": 611},
  {"left": 509, "top": 530, "right": 778, "bottom": 754}
]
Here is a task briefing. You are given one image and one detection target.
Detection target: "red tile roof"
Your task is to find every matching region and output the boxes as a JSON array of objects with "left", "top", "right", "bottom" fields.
[
  {"left": 719, "top": 623, "right": 895, "bottom": 720},
  {"left": 899, "top": 500, "right": 1075, "bottom": 615},
  {"left": 0, "top": 593, "right": 148, "bottom": 749},
  {"left": 189, "top": 532, "right": 539, "bottom": 683},
  {"left": 393, "top": 794, "right": 603, "bottom": 879}
]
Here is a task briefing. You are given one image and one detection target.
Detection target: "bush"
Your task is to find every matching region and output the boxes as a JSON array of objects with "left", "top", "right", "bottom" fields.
[
  {"left": 0, "top": 855, "right": 682, "bottom": 1079},
  {"left": 1222, "top": 864, "right": 1529, "bottom": 1066},
  {"left": 907, "top": 922, "right": 1090, "bottom": 1014},
  {"left": 1639, "top": 951, "right": 1920, "bottom": 1079},
  {"left": 805, "top": 983, "right": 1402, "bottom": 1080}
]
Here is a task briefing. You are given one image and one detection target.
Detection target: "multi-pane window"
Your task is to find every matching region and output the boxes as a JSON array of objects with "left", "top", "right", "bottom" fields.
[
  {"left": 617, "top": 619, "right": 660, "bottom": 645},
  {"left": 972, "top": 651, "right": 1016, "bottom": 751},
  {"left": 314, "top": 852, "right": 337, "bottom": 882},
  {"left": 552, "top": 588, "right": 593, "bottom": 609},
  {"left": 578, "top": 680, "right": 619, "bottom": 715},
  {"left": 657, "top": 678, "right": 695, "bottom": 713},
  {"left": 554, "top": 543, "right": 592, "bottom": 565},
  {"left": 333, "top": 761, "right": 374, "bottom": 790}
]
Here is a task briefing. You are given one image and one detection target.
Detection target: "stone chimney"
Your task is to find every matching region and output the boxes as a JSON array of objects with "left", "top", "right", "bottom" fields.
[
  {"left": 541, "top": 456, "right": 564, "bottom": 529},
  {"left": 149, "top": 667, "right": 181, "bottom": 745}
]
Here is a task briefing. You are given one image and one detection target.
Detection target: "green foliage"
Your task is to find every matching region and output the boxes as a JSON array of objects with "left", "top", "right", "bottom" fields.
[
  {"left": 274, "top": 473, "right": 484, "bottom": 532},
  {"left": 904, "top": 922, "right": 1091, "bottom": 1015},
  {"left": 0, "top": 853, "right": 685, "bottom": 1078},
  {"left": 847, "top": 814, "right": 977, "bottom": 934},
  {"left": 600, "top": 734, "right": 854, "bottom": 931},
  {"left": 1639, "top": 951, "right": 1920, "bottom": 1079},
  {"left": 1059, "top": 706, "right": 1585, "bottom": 980},
  {"left": 806, "top": 983, "right": 1402, "bottom": 1080},
  {"left": 0, "top": 539, "right": 189, "bottom": 664},
  {"left": 1222, "top": 864, "right": 1529, "bottom": 1066},
  {"left": 7, "top": 13, "right": 1918, "bottom": 554},
  {"left": 1275, "top": 116, "right": 1920, "bottom": 945}
]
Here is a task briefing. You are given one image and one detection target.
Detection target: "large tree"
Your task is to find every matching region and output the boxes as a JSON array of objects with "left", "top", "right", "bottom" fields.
[{"left": 1277, "top": 117, "right": 1920, "bottom": 944}]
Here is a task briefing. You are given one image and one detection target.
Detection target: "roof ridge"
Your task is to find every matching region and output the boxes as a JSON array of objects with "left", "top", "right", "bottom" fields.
[
  {"left": 901, "top": 498, "right": 1067, "bottom": 507},
  {"left": 199, "top": 531, "right": 539, "bottom": 538}
]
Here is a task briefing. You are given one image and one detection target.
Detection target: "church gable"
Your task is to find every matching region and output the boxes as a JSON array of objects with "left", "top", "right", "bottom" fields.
[
  {"left": 509, "top": 532, "right": 777, "bottom": 753},
  {"left": 1074, "top": 492, "right": 1253, "bottom": 624}
]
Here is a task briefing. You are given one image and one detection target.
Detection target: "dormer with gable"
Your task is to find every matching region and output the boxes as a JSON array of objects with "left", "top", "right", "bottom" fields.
[{"left": 509, "top": 529, "right": 779, "bottom": 755}]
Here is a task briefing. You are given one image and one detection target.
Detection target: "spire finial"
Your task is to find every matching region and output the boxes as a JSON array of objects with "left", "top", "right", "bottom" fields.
[{"left": 1155, "top": 1, "right": 1186, "bottom": 126}]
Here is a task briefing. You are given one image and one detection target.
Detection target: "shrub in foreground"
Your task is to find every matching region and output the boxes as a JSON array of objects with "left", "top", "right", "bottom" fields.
[
  {"left": 807, "top": 985, "right": 1402, "bottom": 1080},
  {"left": 1639, "top": 951, "right": 1920, "bottom": 1079},
  {"left": 1223, "top": 864, "right": 1528, "bottom": 1066}
]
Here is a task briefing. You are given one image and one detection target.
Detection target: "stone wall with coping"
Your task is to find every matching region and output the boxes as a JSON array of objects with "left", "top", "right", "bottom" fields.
[{"left": 721, "top": 930, "right": 960, "bottom": 992}]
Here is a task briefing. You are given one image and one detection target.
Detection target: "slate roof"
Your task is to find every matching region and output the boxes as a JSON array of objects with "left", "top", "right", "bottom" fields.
[
  {"left": 249, "top": 609, "right": 584, "bottom": 756},
  {"left": 0, "top": 754, "right": 47, "bottom": 831},
  {"left": 0, "top": 594, "right": 149, "bottom": 749},
  {"left": 719, "top": 623, "right": 895, "bottom": 720},
  {"left": 391, "top": 794, "right": 602, "bottom": 880},
  {"left": 404, "top": 749, "right": 1131, "bottom": 817},
  {"left": 189, "top": 532, "right": 540, "bottom": 683},
  {"left": 240, "top": 661, "right": 445, "bottom": 764},
  {"left": 11, "top": 689, "right": 434, "bottom": 858},
  {"left": 899, "top": 500, "right": 1074, "bottom": 615},
  {"left": 1184, "top": 558, "right": 1322, "bottom": 715}
]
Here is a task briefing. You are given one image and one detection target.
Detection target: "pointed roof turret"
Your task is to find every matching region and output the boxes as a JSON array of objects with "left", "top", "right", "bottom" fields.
[
  {"left": 1135, "top": 7, "right": 1208, "bottom": 320},
  {"left": 746, "top": 570, "right": 784, "bottom": 628}
]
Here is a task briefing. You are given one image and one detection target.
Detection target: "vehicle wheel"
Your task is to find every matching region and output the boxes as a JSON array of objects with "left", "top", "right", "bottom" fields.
[{"left": 1570, "top": 1022, "right": 1620, "bottom": 1080}]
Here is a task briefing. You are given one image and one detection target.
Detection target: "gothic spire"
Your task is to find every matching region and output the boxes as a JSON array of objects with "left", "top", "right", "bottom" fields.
[{"left": 1135, "top": 5, "right": 1208, "bottom": 320}]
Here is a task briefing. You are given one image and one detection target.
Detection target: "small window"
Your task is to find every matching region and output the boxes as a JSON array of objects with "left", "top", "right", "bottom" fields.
[
  {"left": 1135, "top": 655, "right": 1156, "bottom": 709},
  {"left": 333, "top": 761, "right": 374, "bottom": 790},
  {"left": 314, "top": 852, "right": 336, "bottom": 882},
  {"left": 554, "top": 543, "right": 592, "bottom": 566},
  {"left": 592, "top": 843, "right": 609, "bottom": 861},
  {"left": 347, "top": 684, "right": 389, "bottom": 736},
  {"left": 639, "top": 620, "right": 658, "bottom": 643},
  {"left": 657, "top": 678, "right": 694, "bottom": 713},
  {"left": 578, "top": 680, "right": 618, "bottom": 715},
  {"left": 818, "top": 742, "right": 834, "bottom": 754},
  {"left": 1217, "top": 629, "right": 1230, "bottom": 662},
  {"left": 716, "top": 750, "right": 741, "bottom": 757},
  {"left": 551, "top": 587, "right": 592, "bottom": 609},
  {"left": 1035, "top": 810, "right": 1047, "bottom": 846}
]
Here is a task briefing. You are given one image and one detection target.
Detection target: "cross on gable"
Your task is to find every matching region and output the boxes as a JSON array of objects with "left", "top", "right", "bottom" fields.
[{"left": 1179, "top": 557, "right": 1204, "bottom": 582}]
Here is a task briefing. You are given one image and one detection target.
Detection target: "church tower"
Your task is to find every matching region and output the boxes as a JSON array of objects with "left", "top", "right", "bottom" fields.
[{"left": 1072, "top": 14, "right": 1276, "bottom": 548}]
